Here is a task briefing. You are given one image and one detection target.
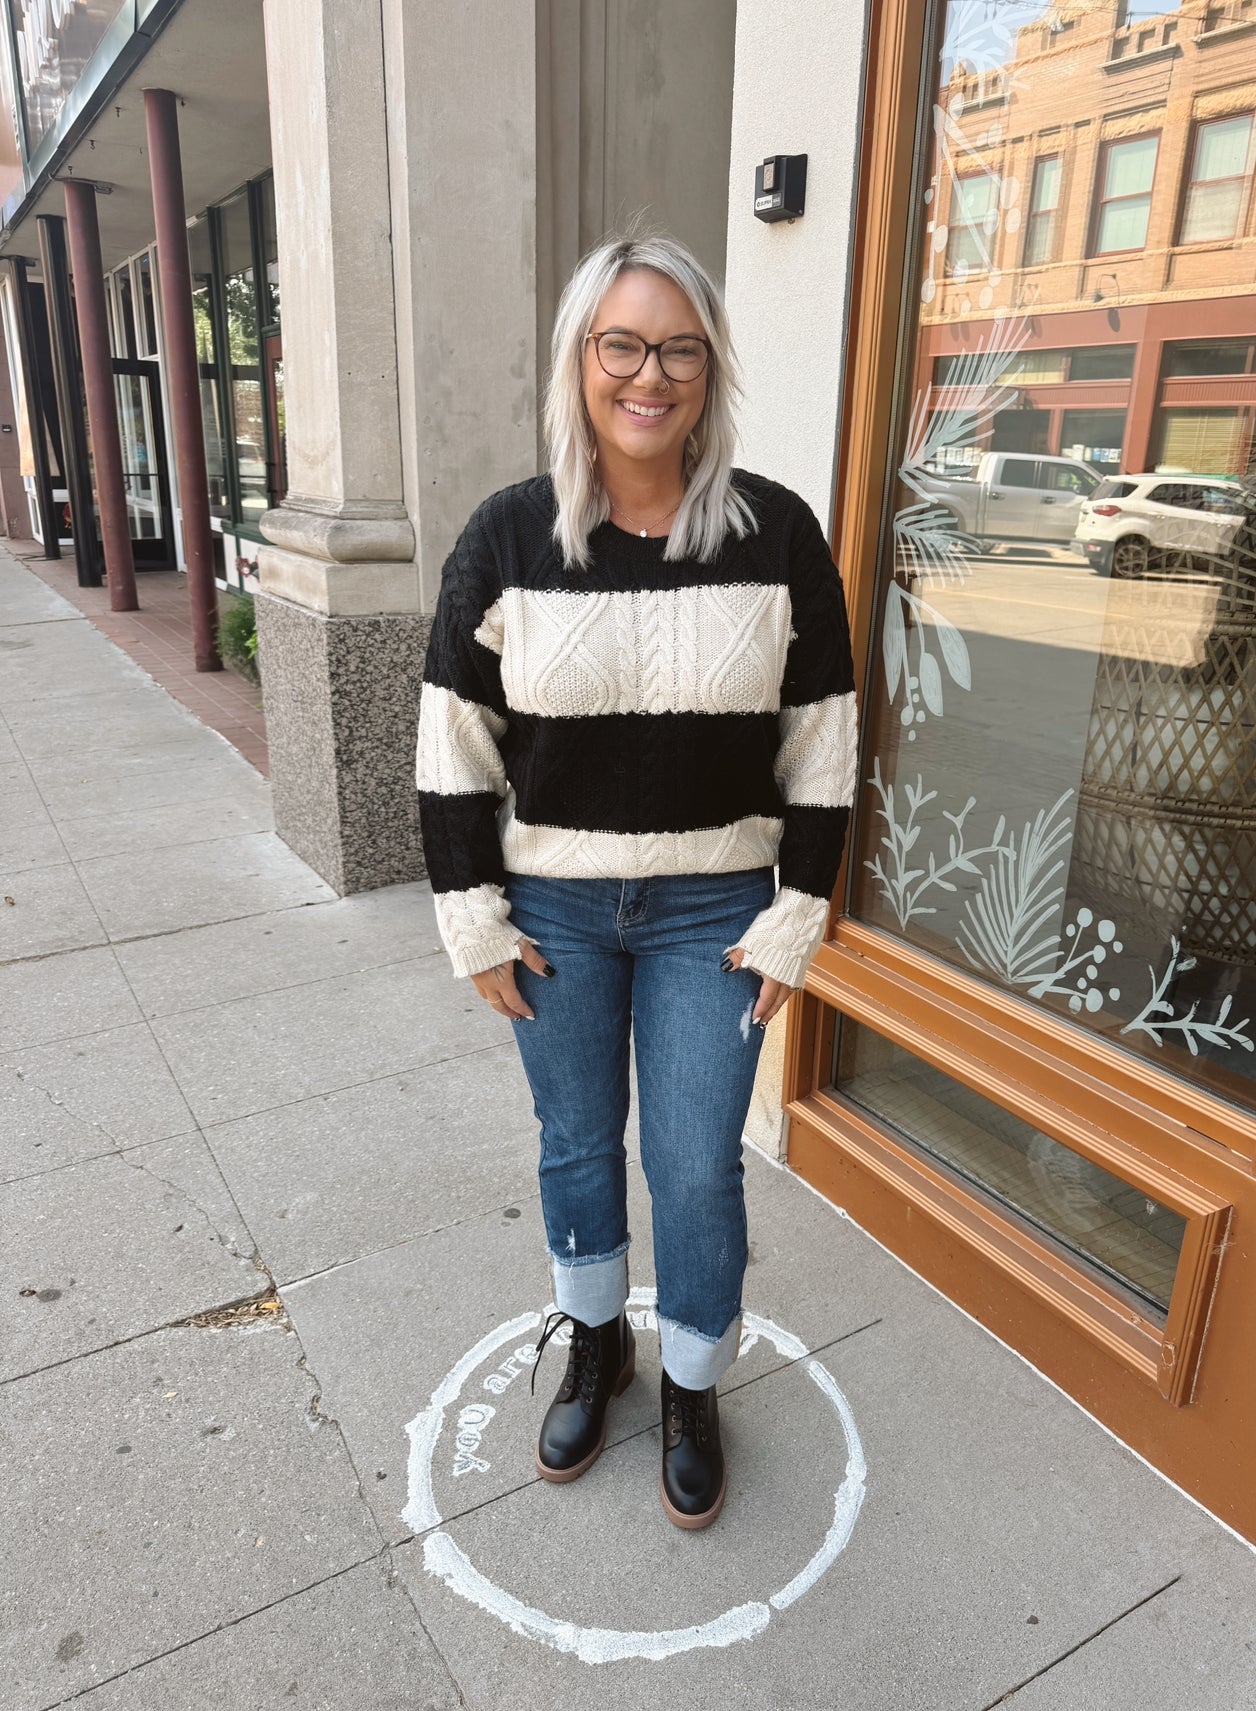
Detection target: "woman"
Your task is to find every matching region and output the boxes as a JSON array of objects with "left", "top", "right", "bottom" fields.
[{"left": 416, "top": 231, "right": 856, "bottom": 1529}]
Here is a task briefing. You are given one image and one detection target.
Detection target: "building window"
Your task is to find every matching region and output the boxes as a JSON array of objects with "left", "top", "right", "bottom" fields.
[
  {"left": 1060, "top": 408, "right": 1127, "bottom": 467},
  {"left": 1156, "top": 407, "right": 1252, "bottom": 476},
  {"left": 1163, "top": 340, "right": 1252, "bottom": 377},
  {"left": 1069, "top": 344, "right": 1136, "bottom": 381},
  {"left": 946, "top": 173, "right": 997, "bottom": 274},
  {"left": 187, "top": 217, "right": 229, "bottom": 520},
  {"left": 1179, "top": 114, "right": 1254, "bottom": 245},
  {"left": 219, "top": 189, "right": 268, "bottom": 528},
  {"left": 134, "top": 253, "right": 159, "bottom": 359},
  {"left": 1092, "top": 134, "right": 1159, "bottom": 254},
  {"left": 1023, "top": 156, "right": 1062, "bottom": 266}
]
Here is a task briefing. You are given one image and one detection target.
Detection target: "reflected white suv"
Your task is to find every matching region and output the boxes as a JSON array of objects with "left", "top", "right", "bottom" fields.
[{"left": 1074, "top": 474, "right": 1247, "bottom": 578}]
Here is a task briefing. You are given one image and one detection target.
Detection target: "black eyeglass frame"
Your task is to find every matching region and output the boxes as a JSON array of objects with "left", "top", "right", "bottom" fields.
[{"left": 584, "top": 330, "right": 711, "bottom": 383}]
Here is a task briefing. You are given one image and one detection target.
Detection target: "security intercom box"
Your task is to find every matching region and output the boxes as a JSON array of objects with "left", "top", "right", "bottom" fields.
[{"left": 753, "top": 154, "right": 807, "bottom": 223}]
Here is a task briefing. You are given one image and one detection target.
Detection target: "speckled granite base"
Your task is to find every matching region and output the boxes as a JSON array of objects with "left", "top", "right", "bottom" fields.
[{"left": 256, "top": 595, "right": 433, "bottom": 894}]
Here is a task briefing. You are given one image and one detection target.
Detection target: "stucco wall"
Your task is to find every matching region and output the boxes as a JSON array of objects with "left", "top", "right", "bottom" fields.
[
  {"left": 723, "top": 0, "right": 870, "bottom": 1157},
  {"left": 723, "top": 0, "right": 870, "bottom": 535}
]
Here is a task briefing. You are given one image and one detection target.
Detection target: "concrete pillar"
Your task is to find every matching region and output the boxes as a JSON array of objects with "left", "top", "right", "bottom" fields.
[
  {"left": 257, "top": 0, "right": 538, "bottom": 892},
  {"left": 63, "top": 179, "right": 139, "bottom": 612}
]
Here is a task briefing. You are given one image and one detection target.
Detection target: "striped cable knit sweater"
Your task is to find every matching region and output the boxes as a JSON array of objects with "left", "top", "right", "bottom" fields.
[{"left": 416, "top": 470, "right": 858, "bottom": 988}]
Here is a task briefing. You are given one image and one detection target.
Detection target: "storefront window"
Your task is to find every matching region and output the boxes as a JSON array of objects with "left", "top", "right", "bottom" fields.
[
  {"left": 219, "top": 189, "right": 267, "bottom": 526},
  {"left": 841, "top": 0, "right": 1256, "bottom": 1187},
  {"left": 187, "top": 217, "right": 228, "bottom": 519},
  {"left": 258, "top": 174, "right": 280, "bottom": 329},
  {"left": 134, "top": 253, "right": 159, "bottom": 357}
]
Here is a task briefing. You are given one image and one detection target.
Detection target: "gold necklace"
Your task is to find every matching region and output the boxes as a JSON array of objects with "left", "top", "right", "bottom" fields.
[{"left": 608, "top": 494, "right": 683, "bottom": 537}]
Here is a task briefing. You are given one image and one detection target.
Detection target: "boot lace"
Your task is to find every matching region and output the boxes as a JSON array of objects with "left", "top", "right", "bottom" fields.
[
  {"left": 665, "top": 1377, "right": 710, "bottom": 1447},
  {"left": 531, "top": 1311, "right": 602, "bottom": 1406}
]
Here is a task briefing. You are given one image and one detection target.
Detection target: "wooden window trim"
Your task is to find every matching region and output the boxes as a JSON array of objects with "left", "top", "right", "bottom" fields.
[
  {"left": 788, "top": 932, "right": 1232, "bottom": 1406},
  {"left": 1088, "top": 130, "right": 1161, "bottom": 258}
]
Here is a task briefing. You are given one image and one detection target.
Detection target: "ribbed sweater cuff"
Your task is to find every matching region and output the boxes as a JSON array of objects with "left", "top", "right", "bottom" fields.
[
  {"left": 726, "top": 886, "right": 830, "bottom": 990},
  {"left": 433, "top": 882, "right": 524, "bottom": 978}
]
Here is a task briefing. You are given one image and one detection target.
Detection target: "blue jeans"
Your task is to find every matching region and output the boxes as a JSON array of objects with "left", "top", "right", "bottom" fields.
[{"left": 503, "top": 866, "right": 775, "bottom": 1389}]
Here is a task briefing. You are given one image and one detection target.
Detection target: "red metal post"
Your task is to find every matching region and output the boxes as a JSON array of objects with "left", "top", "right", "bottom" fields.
[
  {"left": 62, "top": 179, "right": 139, "bottom": 613},
  {"left": 143, "top": 87, "right": 221, "bottom": 671}
]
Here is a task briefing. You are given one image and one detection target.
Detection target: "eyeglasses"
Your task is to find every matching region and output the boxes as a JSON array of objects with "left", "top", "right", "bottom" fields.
[{"left": 585, "top": 330, "right": 710, "bottom": 383}]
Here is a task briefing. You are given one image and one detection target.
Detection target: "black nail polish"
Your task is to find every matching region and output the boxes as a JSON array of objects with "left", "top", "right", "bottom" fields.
[
  {"left": 720, "top": 956, "right": 735, "bottom": 973},
  {"left": 542, "top": 961, "right": 557, "bottom": 977}
]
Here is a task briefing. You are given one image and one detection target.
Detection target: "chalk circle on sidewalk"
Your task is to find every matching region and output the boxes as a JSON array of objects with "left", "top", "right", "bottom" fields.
[{"left": 403, "top": 1285, "right": 867, "bottom": 1665}]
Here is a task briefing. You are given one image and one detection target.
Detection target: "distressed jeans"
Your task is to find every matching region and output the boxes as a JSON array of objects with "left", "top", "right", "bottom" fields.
[{"left": 503, "top": 866, "right": 775, "bottom": 1389}]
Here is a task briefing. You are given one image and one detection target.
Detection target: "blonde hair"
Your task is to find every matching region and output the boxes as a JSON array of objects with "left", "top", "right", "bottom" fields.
[{"left": 543, "top": 228, "right": 757, "bottom": 569}]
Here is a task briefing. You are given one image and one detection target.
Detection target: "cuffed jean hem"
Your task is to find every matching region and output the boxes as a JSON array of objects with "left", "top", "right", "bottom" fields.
[
  {"left": 550, "top": 1241, "right": 629, "bottom": 1328},
  {"left": 658, "top": 1311, "right": 742, "bottom": 1389}
]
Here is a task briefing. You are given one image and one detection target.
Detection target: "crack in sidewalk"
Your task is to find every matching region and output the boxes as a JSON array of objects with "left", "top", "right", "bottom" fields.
[{"left": 978, "top": 1575, "right": 1183, "bottom": 1707}]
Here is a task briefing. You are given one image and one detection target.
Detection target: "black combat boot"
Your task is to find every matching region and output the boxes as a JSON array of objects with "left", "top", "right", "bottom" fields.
[
  {"left": 659, "top": 1370, "right": 726, "bottom": 1529},
  {"left": 532, "top": 1310, "right": 635, "bottom": 1482}
]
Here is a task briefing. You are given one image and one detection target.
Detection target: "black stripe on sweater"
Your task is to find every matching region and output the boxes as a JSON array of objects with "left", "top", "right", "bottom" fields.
[
  {"left": 497, "top": 710, "right": 784, "bottom": 835},
  {"left": 778, "top": 804, "right": 852, "bottom": 900},
  {"left": 418, "top": 790, "right": 509, "bottom": 896}
]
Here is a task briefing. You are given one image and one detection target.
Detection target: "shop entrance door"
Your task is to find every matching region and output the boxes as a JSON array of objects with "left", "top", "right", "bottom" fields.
[
  {"left": 784, "top": 0, "right": 1256, "bottom": 1542},
  {"left": 112, "top": 358, "right": 176, "bottom": 568}
]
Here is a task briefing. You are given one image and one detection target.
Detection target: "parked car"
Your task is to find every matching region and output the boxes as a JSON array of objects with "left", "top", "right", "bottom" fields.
[
  {"left": 1073, "top": 474, "right": 1247, "bottom": 578},
  {"left": 917, "top": 452, "right": 1101, "bottom": 546}
]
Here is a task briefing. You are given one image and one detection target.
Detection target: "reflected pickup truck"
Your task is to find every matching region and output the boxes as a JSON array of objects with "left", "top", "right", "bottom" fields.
[{"left": 917, "top": 453, "right": 1100, "bottom": 546}]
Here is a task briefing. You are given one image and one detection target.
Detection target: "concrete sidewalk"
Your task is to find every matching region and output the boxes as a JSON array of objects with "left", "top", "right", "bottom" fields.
[{"left": 2, "top": 544, "right": 1253, "bottom": 1711}]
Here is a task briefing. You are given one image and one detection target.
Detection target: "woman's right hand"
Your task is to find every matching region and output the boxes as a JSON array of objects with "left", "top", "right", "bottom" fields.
[{"left": 470, "top": 937, "right": 555, "bottom": 1021}]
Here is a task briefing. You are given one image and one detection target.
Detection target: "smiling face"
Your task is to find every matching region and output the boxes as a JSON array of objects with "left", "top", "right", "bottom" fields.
[{"left": 582, "top": 268, "right": 709, "bottom": 477}]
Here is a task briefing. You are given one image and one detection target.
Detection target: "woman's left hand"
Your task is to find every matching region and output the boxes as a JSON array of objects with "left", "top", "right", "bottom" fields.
[{"left": 723, "top": 946, "right": 792, "bottom": 1027}]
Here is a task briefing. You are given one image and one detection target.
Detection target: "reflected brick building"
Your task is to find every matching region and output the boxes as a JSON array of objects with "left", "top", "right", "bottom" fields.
[{"left": 917, "top": 0, "right": 1256, "bottom": 477}]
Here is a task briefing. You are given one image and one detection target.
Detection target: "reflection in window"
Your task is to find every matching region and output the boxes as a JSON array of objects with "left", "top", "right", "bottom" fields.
[
  {"left": 1070, "top": 345, "right": 1136, "bottom": 382},
  {"left": 135, "top": 254, "right": 159, "bottom": 357},
  {"left": 1156, "top": 409, "right": 1251, "bottom": 476},
  {"left": 947, "top": 174, "right": 997, "bottom": 274},
  {"left": 862, "top": 0, "right": 1256, "bottom": 1115},
  {"left": 258, "top": 175, "right": 280, "bottom": 328},
  {"left": 188, "top": 217, "right": 229, "bottom": 519},
  {"left": 1093, "top": 135, "right": 1158, "bottom": 254},
  {"left": 1023, "top": 156, "right": 1062, "bottom": 266},
  {"left": 1116, "top": 0, "right": 1181, "bottom": 20},
  {"left": 1163, "top": 341, "right": 1251, "bottom": 378},
  {"left": 1181, "top": 115, "right": 1255, "bottom": 245},
  {"left": 1061, "top": 409, "right": 1126, "bottom": 468},
  {"left": 220, "top": 191, "right": 268, "bottom": 525}
]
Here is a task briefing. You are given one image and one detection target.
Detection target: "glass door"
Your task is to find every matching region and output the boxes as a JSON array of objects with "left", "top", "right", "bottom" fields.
[
  {"left": 112, "top": 358, "right": 176, "bottom": 568},
  {"left": 786, "top": 0, "right": 1256, "bottom": 1543}
]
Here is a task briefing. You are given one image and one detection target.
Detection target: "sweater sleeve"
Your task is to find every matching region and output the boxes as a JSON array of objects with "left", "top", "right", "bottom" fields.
[
  {"left": 416, "top": 506, "right": 524, "bottom": 979},
  {"left": 729, "top": 495, "right": 858, "bottom": 989}
]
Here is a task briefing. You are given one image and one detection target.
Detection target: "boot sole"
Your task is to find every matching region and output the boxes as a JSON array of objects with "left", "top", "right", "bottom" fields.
[
  {"left": 659, "top": 1464, "right": 727, "bottom": 1530},
  {"left": 534, "top": 1340, "right": 636, "bottom": 1485}
]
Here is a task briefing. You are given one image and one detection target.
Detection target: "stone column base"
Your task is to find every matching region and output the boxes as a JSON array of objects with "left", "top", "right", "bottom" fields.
[{"left": 256, "top": 592, "right": 432, "bottom": 894}]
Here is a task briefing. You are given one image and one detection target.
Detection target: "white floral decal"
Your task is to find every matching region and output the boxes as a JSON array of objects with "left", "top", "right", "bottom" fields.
[{"left": 1122, "top": 938, "right": 1255, "bottom": 1057}]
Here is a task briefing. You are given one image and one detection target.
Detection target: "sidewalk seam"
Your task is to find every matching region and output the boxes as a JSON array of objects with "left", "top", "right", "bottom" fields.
[{"left": 977, "top": 1574, "right": 1182, "bottom": 1707}]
